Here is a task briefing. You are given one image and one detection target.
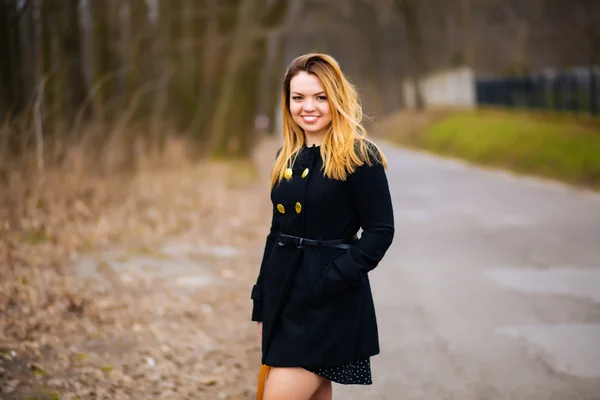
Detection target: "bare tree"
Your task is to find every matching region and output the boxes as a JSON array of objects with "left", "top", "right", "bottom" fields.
[
  {"left": 3, "top": 0, "right": 600, "bottom": 173},
  {"left": 0, "top": 1, "right": 25, "bottom": 116},
  {"left": 33, "top": 0, "right": 44, "bottom": 170},
  {"left": 458, "top": 0, "right": 474, "bottom": 66},
  {"left": 394, "top": 0, "right": 427, "bottom": 110},
  {"left": 208, "top": 0, "right": 292, "bottom": 157}
]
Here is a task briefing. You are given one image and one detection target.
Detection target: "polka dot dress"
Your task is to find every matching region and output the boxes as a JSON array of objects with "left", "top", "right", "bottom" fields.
[{"left": 304, "top": 358, "right": 372, "bottom": 385}]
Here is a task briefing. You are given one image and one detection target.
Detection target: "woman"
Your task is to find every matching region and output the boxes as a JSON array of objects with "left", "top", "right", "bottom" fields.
[{"left": 251, "top": 53, "right": 395, "bottom": 400}]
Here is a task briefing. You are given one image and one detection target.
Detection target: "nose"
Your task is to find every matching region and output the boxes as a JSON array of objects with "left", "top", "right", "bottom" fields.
[{"left": 303, "top": 98, "right": 316, "bottom": 112}]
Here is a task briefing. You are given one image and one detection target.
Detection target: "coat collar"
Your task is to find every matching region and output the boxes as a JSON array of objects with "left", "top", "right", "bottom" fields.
[{"left": 299, "top": 144, "right": 321, "bottom": 161}]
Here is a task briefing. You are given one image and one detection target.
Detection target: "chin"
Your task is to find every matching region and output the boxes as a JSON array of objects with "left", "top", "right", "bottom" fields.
[{"left": 302, "top": 125, "right": 327, "bottom": 134}]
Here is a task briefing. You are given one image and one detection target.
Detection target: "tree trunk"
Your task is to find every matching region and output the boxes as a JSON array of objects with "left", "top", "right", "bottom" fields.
[
  {"left": 33, "top": 0, "right": 45, "bottom": 171},
  {"left": 0, "top": 2, "right": 22, "bottom": 116},
  {"left": 208, "top": 0, "right": 260, "bottom": 157},
  {"left": 90, "top": 0, "right": 115, "bottom": 123},
  {"left": 209, "top": 0, "right": 290, "bottom": 157},
  {"left": 116, "top": 0, "right": 131, "bottom": 111},
  {"left": 130, "top": 0, "right": 153, "bottom": 118},
  {"left": 19, "top": 2, "right": 35, "bottom": 111},
  {"left": 181, "top": 0, "right": 195, "bottom": 97},
  {"left": 235, "top": 38, "right": 267, "bottom": 157},
  {"left": 0, "top": 2, "right": 12, "bottom": 116},
  {"left": 458, "top": 0, "right": 474, "bottom": 67},
  {"left": 264, "top": 32, "right": 287, "bottom": 135},
  {"left": 395, "top": 0, "right": 427, "bottom": 110},
  {"left": 194, "top": 0, "right": 239, "bottom": 147},
  {"left": 48, "top": 3, "right": 63, "bottom": 137},
  {"left": 80, "top": 0, "right": 94, "bottom": 116},
  {"left": 63, "top": 0, "right": 88, "bottom": 125},
  {"left": 186, "top": 0, "right": 211, "bottom": 139},
  {"left": 356, "top": 1, "right": 385, "bottom": 119}
]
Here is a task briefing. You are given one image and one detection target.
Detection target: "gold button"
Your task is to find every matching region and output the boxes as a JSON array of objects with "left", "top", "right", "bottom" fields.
[
  {"left": 302, "top": 168, "right": 309, "bottom": 178},
  {"left": 284, "top": 168, "right": 293, "bottom": 180},
  {"left": 295, "top": 202, "right": 302, "bottom": 214},
  {"left": 277, "top": 204, "right": 285, "bottom": 214}
]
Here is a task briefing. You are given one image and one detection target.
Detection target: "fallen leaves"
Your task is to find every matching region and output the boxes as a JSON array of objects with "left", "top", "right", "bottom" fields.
[{"left": 0, "top": 138, "right": 280, "bottom": 399}]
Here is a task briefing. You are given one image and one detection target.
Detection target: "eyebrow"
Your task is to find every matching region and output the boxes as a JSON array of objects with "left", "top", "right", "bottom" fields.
[{"left": 291, "top": 91, "right": 326, "bottom": 96}]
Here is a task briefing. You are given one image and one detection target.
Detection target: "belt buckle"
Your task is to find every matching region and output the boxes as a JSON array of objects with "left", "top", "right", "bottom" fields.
[{"left": 295, "top": 237, "right": 304, "bottom": 248}]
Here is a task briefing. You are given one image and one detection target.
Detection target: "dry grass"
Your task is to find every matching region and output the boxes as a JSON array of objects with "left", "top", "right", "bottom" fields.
[
  {"left": 0, "top": 126, "right": 280, "bottom": 399},
  {"left": 0, "top": 130, "right": 200, "bottom": 335}
]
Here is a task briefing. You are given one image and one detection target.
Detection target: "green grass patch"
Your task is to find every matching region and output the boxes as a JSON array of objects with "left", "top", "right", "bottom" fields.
[
  {"left": 30, "top": 364, "right": 49, "bottom": 377},
  {"left": 387, "top": 109, "right": 600, "bottom": 189},
  {"left": 26, "top": 391, "right": 61, "bottom": 400},
  {"left": 99, "top": 365, "right": 115, "bottom": 374},
  {"left": 23, "top": 230, "right": 51, "bottom": 244}
]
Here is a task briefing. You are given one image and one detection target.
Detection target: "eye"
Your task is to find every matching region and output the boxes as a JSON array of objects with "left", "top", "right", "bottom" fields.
[
  {"left": 291, "top": 96, "right": 303, "bottom": 101},
  {"left": 317, "top": 95, "right": 327, "bottom": 101}
]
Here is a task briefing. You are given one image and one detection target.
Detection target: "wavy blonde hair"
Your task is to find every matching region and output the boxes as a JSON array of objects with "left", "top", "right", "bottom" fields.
[{"left": 270, "top": 53, "right": 387, "bottom": 189}]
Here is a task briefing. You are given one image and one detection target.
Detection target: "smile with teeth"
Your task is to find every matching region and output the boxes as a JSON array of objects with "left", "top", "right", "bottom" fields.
[{"left": 302, "top": 116, "right": 319, "bottom": 123}]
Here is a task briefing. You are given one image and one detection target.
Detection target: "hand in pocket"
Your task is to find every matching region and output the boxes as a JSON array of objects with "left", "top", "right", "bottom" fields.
[{"left": 318, "top": 263, "right": 356, "bottom": 303}]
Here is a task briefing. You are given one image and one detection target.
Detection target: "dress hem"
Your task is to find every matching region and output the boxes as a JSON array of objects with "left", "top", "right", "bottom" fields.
[{"left": 303, "top": 358, "right": 372, "bottom": 385}]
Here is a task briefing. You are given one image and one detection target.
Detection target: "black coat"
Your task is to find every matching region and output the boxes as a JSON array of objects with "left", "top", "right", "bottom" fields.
[{"left": 251, "top": 143, "right": 394, "bottom": 367}]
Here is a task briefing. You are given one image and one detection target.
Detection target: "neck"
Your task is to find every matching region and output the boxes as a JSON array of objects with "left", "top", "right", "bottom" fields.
[{"left": 304, "top": 131, "right": 325, "bottom": 147}]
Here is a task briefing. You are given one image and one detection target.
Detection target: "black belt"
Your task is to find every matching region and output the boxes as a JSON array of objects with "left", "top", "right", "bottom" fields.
[{"left": 277, "top": 233, "right": 356, "bottom": 250}]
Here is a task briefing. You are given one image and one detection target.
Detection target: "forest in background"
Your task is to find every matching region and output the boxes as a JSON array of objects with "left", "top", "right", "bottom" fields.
[{"left": 0, "top": 0, "right": 599, "bottom": 202}]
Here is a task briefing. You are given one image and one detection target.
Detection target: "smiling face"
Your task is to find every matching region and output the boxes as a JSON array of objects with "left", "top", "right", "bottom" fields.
[{"left": 289, "top": 71, "right": 332, "bottom": 143}]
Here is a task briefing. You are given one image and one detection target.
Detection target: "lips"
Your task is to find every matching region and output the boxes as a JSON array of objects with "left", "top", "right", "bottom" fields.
[{"left": 301, "top": 116, "right": 319, "bottom": 124}]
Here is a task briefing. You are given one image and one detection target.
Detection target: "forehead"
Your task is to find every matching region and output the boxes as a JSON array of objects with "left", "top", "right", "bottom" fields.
[{"left": 290, "top": 71, "right": 325, "bottom": 94}]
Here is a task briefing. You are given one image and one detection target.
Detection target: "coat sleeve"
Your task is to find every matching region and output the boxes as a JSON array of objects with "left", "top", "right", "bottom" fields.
[
  {"left": 250, "top": 148, "right": 282, "bottom": 321},
  {"left": 250, "top": 215, "right": 276, "bottom": 322},
  {"left": 321, "top": 157, "right": 395, "bottom": 295}
]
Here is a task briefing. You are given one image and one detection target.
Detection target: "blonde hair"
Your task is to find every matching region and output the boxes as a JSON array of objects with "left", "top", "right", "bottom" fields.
[{"left": 270, "top": 53, "right": 387, "bottom": 189}]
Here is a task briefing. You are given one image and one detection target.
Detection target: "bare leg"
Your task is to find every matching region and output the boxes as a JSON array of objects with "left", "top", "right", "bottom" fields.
[
  {"left": 264, "top": 367, "right": 325, "bottom": 400},
  {"left": 309, "top": 379, "right": 333, "bottom": 400}
]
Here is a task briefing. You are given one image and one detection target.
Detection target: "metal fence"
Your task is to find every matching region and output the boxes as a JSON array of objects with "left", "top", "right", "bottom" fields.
[{"left": 475, "top": 67, "right": 600, "bottom": 115}]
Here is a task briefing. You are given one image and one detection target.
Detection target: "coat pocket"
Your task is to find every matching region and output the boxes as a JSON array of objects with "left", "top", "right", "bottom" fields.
[{"left": 316, "top": 261, "right": 361, "bottom": 304}]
